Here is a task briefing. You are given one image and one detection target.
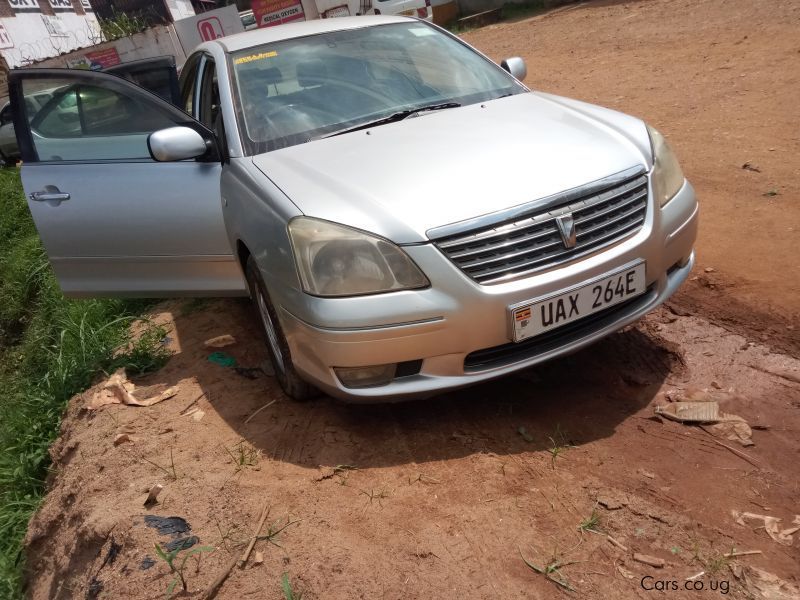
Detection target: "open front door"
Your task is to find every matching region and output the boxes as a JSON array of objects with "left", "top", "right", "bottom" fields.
[{"left": 9, "top": 68, "right": 246, "bottom": 298}]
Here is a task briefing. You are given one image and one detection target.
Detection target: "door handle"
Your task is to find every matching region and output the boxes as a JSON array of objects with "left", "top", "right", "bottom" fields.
[{"left": 29, "top": 189, "right": 70, "bottom": 203}]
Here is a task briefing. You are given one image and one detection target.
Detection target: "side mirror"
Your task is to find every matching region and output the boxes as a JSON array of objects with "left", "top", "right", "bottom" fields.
[
  {"left": 501, "top": 57, "right": 527, "bottom": 82},
  {"left": 148, "top": 126, "right": 208, "bottom": 162}
]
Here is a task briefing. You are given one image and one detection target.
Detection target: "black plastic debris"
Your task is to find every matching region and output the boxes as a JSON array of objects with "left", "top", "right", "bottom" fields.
[
  {"left": 163, "top": 535, "right": 199, "bottom": 552},
  {"left": 140, "top": 556, "right": 155, "bottom": 570},
  {"left": 143, "top": 515, "right": 191, "bottom": 536}
]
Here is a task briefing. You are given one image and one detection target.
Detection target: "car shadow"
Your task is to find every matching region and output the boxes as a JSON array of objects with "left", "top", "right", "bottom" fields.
[{"left": 140, "top": 297, "right": 682, "bottom": 470}]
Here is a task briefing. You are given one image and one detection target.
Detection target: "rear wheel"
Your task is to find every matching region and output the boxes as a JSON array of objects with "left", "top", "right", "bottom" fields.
[{"left": 245, "top": 255, "right": 318, "bottom": 401}]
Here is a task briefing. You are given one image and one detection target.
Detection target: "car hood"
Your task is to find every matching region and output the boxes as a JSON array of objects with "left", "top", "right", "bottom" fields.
[{"left": 251, "top": 92, "right": 653, "bottom": 244}]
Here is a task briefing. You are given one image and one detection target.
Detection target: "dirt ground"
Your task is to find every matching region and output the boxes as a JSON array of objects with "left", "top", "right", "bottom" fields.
[{"left": 23, "top": 1, "right": 800, "bottom": 599}]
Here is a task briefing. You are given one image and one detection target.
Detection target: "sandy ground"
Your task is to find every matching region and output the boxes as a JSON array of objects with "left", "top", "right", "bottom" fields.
[
  {"left": 23, "top": 1, "right": 800, "bottom": 599},
  {"left": 465, "top": 0, "right": 800, "bottom": 320}
]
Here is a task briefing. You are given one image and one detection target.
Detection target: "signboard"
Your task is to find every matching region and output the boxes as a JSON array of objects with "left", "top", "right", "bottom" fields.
[
  {"left": 252, "top": 0, "right": 305, "bottom": 28},
  {"left": 41, "top": 14, "right": 68, "bottom": 36},
  {"left": 0, "top": 23, "right": 13, "bottom": 49},
  {"left": 172, "top": 5, "right": 244, "bottom": 55},
  {"left": 7, "top": 0, "right": 41, "bottom": 13},
  {"left": 48, "top": 0, "right": 74, "bottom": 12},
  {"left": 80, "top": 0, "right": 92, "bottom": 11},
  {"left": 65, "top": 46, "right": 121, "bottom": 70},
  {"left": 85, "top": 47, "right": 121, "bottom": 69}
]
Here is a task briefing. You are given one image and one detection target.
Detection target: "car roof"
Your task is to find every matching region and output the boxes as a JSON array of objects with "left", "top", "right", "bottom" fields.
[{"left": 209, "top": 15, "right": 414, "bottom": 53}]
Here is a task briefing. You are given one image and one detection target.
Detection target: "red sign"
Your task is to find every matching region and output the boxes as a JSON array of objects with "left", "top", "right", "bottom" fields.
[
  {"left": 85, "top": 47, "right": 121, "bottom": 70},
  {"left": 197, "top": 16, "right": 224, "bottom": 41},
  {"left": 252, "top": 0, "right": 305, "bottom": 28}
]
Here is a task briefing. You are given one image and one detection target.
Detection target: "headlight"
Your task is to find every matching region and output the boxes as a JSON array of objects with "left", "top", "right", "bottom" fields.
[
  {"left": 288, "top": 217, "right": 429, "bottom": 297},
  {"left": 647, "top": 124, "right": 685, "bottom": 207}
]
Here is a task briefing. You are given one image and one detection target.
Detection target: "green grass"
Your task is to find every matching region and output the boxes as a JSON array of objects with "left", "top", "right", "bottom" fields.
[{"left": 0, "top": 168, "right": 167, "bottom": 597}]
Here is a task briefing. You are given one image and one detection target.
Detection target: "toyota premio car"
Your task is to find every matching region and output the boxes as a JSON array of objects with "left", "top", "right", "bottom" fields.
[{"left": 9, "top": 16, "right": 698, "bottom": 402}]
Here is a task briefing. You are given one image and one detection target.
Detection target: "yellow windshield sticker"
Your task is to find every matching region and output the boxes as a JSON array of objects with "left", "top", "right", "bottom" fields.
[{"left": 234, "top": 51, "right": 278, "bottom": 65}]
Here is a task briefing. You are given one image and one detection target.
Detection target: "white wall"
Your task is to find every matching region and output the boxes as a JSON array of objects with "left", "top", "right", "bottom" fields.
[
  {"left": 0, "top": 10, "right": 104, "bottom": 68},
  {"left": 33, "top": 24, "right": 187, "bottom": 70}
]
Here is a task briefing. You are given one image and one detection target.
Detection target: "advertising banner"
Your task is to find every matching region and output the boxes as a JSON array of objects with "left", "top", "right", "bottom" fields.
[
  {"left": 252, "top": 0, "right": 305, "bottom": 28},
  {"left": 173, "top": 4, "right": 245, "bottom": 55},
  {"left": 85, "top": 47, "right": 122, "bottom": 69}
]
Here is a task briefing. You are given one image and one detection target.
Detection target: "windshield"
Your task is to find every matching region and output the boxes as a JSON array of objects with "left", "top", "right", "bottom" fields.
[{"left": 230, "top": 22, "right": 524, "bottom": 153}]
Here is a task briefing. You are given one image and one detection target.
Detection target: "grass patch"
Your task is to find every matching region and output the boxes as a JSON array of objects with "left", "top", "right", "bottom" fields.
[
  {"left": 0, "top": 168, "right": 166, "bottom": 597},
  {"left": 577, "top": 508, "right": 603, "bottom": 534}
]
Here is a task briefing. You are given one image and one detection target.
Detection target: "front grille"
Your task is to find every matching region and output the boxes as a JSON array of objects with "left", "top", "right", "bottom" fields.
[
  {"left": 434, "top": 169, "right": 649, "bottom": 284},
  {"left": 463, "top": 285, "right": 657, "bottom": 371}
]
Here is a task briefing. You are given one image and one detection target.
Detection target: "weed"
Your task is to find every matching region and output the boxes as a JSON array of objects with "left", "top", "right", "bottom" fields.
[
  {"left": 97, "top": 6, "right": 164, "bottom": 41},
  {"left": 213, "top": 518, "right": 244, "bottom": 552},
  {"left": 333, "top": 464, "right": 357, "bottom": 486},
  {"left": 408, "top": 473, "right": 441, "bottom": 485},
  {"left": 281, "top": 572, "right": 303, "bottom": 600},
  {"left": 154, "top": 542, "right": 214, "bottom": 597},
  {"left": 547, "top": 443, "right": 565, "bottom": 468},
  {"left": 547, "top": 424, "right": 574, "bottom": 469},
  {"left": 578, "top": 508, "right": 603, "bottom": 534},
  {"left": 224, "top": 440, "right": 260, "bottom": 472},
  {"left": 257, "top": 516, "right": 303, "bottom": 548},
  {"left": 697, "top": 546, "right": 732, "bottom": 575},
  {"left": 360, "top": 488, "right": 390, "bottom": 507},
  {"left": 333, "top": 464, "right": 357, "bottom": 474},
  {"left": 519, "top": 547, "right": 578, "bottom": 592},
  {"left": 142, "top": 448, "right": 178, "bottom": 481},
  {"left": 109, "top": 322, "right": 171, "bottom": 375}
]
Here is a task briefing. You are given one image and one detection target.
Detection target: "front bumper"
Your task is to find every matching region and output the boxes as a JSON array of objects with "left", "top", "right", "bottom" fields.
[{"left": 280, "top": 179, "right": 698, "bottom": 402}]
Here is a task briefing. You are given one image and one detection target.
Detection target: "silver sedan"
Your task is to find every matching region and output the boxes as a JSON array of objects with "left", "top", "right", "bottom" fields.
[{"left": 9, "top": 16, "right": 697, "bottom": 402}]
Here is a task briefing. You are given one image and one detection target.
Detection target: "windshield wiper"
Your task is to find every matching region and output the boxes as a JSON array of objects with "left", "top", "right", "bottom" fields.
[{"left": 313, "top": 102, "right": 461, "bottom": 140}]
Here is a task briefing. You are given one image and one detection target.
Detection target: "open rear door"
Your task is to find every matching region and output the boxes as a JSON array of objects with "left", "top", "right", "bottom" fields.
[{"left": 103, "top": 56, "right": 182, "bottom": 106}]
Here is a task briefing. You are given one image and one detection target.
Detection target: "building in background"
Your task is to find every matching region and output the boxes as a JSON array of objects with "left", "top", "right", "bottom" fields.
[
  {"left": 89, "top": 0, "right": 195, "bottom": 24},
  {"left": 0, "top": 0, "right": 103, "bottom": 68}
]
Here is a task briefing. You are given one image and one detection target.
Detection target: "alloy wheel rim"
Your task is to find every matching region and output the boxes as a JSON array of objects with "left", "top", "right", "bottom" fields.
[{"left": 256, "top": 287, "right": 286, "bottom": 374}]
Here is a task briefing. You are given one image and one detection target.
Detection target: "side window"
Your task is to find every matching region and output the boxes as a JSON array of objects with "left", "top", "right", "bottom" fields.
[
  {"left": 198, "top": 58, "right": 227, "bottom": 151},
  {"left": 22, "top": 76, "right": 184, "bottom": 162},
  {"left": 35, "top": 88, "right": 79, "bottom": 137},
  {"left": 198, "top": 58, "right": 219, "bottom": 130},
  {"left": 180, "top": 54, "right": 201, "bottom": 118}
]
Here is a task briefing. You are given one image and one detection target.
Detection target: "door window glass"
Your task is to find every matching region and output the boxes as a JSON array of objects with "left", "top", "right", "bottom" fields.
[{"left": 23, "top": 77, "right": 179, "bottom": 161}]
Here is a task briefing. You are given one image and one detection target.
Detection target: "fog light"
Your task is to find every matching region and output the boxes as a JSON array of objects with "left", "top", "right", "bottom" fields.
[{"left": 334, "top": 364, "right": 396, "bottom": 388}]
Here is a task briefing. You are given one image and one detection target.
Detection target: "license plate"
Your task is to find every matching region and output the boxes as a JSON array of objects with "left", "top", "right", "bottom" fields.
[{"left": 510, "top": 261, "right": 646, "bottom": 342}]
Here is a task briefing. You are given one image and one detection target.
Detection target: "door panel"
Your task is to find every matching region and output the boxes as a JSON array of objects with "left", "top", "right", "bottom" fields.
[{"left": 10, "top": 68, "right": 246, "bottom": 297}]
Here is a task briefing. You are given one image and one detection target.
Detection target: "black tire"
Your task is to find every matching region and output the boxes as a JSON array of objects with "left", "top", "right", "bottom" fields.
[{"left": 245, "top": 255, "right": 318, "bottom": 401}]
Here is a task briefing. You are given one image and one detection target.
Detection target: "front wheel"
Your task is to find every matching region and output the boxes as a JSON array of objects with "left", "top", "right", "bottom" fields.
[{"left": 245, "top": 256, "right": 318, "bottom": 401}]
